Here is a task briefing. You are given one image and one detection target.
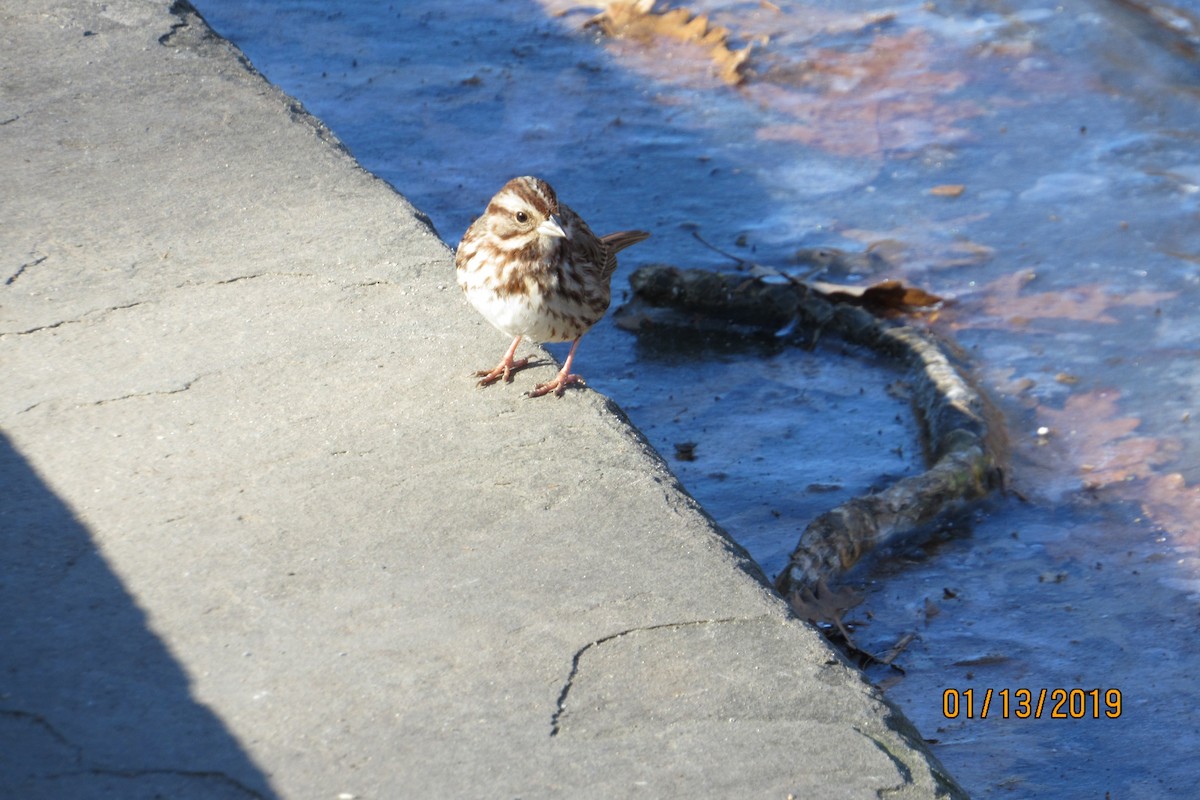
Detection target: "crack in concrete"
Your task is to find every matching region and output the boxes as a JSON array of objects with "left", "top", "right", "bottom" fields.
[
  {"left": 1, "top": 708, "right": 268, "bottom": 799},
  {"left": 548, "top": 616, "right": 746, "bottom": 738},
  {"left": 0, "top": 709, "right": 84, "bottom": 765},
  {"left": 16, "top": 374, "right": 206, "bottom": 416},
  {"left": 48, "top": 767, "right": 270, "bottom": 799},
  {"left": 1, "top": 301, "right": 145, "bottom": 338},
  {"left": 170, "top": 272, "right": 319, "bottom": 290},
  {"left": 214, "top": 272, "right": 317, "bottom": 285},
  {"left": 91, "top": 375, "right": 206, "bottom": 406},
  {"left": 6, "top": 254, "right": 46, "bottom": 285}
]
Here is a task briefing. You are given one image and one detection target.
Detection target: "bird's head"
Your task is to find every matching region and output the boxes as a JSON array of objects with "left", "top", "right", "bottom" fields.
[{"left": 484, "top": 176, "right": 567, "bottom": 256}]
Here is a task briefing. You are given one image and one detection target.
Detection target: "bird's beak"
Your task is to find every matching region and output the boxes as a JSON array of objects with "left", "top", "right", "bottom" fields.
[{"left": 538, "top": 215, "right": 566, "bottom": 239}]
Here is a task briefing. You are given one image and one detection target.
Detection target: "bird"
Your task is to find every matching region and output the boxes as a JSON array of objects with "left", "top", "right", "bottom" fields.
[{"left": 455, "top": 176, "right": 650, "bottom": 397}]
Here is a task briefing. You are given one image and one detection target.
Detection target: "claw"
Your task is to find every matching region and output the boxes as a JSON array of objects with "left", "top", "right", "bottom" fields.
[
  {"left": 529, "top": 372, "right": 585, "bottom": 398},
  {"left": 475, "top": 357, "right": 530, "bottom": 386},
  {"left": 527, "top": 335, "right": 586, "bottom": 398},
  {"left": 474, "top": 335, "right": 528, "bottom": 387}
]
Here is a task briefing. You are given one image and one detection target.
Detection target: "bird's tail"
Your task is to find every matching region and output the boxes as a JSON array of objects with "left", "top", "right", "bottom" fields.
[
  {"left": 602, "top": 230, "right": 652, "bottom": 254},
  {"left": 600, "top": 230, "right": 651, "bottom": 279}
]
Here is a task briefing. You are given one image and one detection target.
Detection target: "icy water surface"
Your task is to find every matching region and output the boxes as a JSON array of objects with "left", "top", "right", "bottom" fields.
[{"left": 196, "top": 0, "right": 1200, "bottom": 795}]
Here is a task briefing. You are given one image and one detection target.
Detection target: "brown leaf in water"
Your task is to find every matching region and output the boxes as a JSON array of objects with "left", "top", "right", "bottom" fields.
[
  {"left": 1036, "top": 389, "right": 1174, "bottom": 490},
  {"left": 929, "top": 184, "right": 966, "bottom": 197},
  {"left": 750, "top": 29, "right": 981, "bottom": 157},
  {"left": 1141, "top": 473, "right": 1200, "bottom": 551},
  {"left": 1028, "top": 399, "right": 1200, "bottom": 554},
  {"left": 878, "top": 631, "right": 917, "bottom": 666},
  {"left": 937, "top": 239, "right": 997, "bottom": 269},
  {"left": 975, "top": 270, "right": 1176, "bottom": 325},
  {"left": 586, "top": 0, "right": 755, "bottom": 86},
  {"left": 810, "top": 278, "right": 943, "bottom": 315}
]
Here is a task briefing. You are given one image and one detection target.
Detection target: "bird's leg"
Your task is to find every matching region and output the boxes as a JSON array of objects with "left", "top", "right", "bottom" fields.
[
  {"left": 475, "top": 335, "right": 529, "bottom": 386},
  {"left": 529, "top": 336, "right": 586, "bottom": 398}
]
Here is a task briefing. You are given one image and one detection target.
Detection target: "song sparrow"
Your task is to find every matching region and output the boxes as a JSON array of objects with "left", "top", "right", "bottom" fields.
[{"left": 455, "top": 176, "right": 651, "bottom": 397}]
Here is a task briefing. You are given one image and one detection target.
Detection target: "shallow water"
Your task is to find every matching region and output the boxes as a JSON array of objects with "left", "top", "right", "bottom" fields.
[{"left": 196, "top": 0, "right": 1200, "bottom": 795}]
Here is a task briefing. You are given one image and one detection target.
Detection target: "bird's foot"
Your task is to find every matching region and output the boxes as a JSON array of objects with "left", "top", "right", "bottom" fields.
[
  {"left": 475, "top": 357, "right": 531, "bottom": 387},
  {"left": 528, "top": 371, "right": 586, "bottom": 398}
]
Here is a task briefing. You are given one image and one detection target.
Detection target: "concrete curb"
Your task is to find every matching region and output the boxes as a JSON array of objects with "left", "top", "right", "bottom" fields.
[{"left": 1, "top": 1, "right": 965, "bottom": 797}]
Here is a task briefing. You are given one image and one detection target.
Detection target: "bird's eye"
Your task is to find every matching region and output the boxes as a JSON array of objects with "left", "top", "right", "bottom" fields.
[{"left": 515, "top": 211, "right": 529, "bottom": 223}]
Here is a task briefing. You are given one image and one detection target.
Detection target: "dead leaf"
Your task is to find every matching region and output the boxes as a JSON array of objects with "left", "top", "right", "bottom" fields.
[
  {"left": 1010, "top": 389, "right": 1200, "bottom": 557},
  {"left": 969, "top": 270, "right": 1176, "bottom": 326},
  {"left": 585, "top": 0, "right": 755, "bottom": 86},
  {"left": 938, "top": 240, "right": 997, "bottom": 269},
  {"left": 750, "top": 29, "right": 981, "bottom": 157},
  {"left": 1141, "top": 472, "right": 1200, "bottom": 550},
  {"left": 1035, "top": 389, "right": 1175, "bottom": 491},
  {"left": 878, "top": 631, "right": 917, "bottom": 665},
  {"left": 809, "top": 278, "right": 943, "bottom": 315}
]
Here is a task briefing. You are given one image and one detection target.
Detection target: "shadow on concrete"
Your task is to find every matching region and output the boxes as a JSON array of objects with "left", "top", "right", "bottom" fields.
[{"left": 0, "top": 431, "right": 276, "bottom": 799}]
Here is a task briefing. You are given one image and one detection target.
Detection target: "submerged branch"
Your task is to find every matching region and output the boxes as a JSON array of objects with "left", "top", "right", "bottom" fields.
[{"left": 619, "top": 265, "right": 1006, "bottom": 595}]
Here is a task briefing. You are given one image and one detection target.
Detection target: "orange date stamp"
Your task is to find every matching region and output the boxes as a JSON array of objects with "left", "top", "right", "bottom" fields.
[{"left": 942, "top": 688, "right": 1122, "bottom": 719}]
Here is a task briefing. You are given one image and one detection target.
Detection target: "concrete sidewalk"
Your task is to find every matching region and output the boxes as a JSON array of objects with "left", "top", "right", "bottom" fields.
[{"left": 0, "top": 1, "right": 964, "bottom": 797}]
